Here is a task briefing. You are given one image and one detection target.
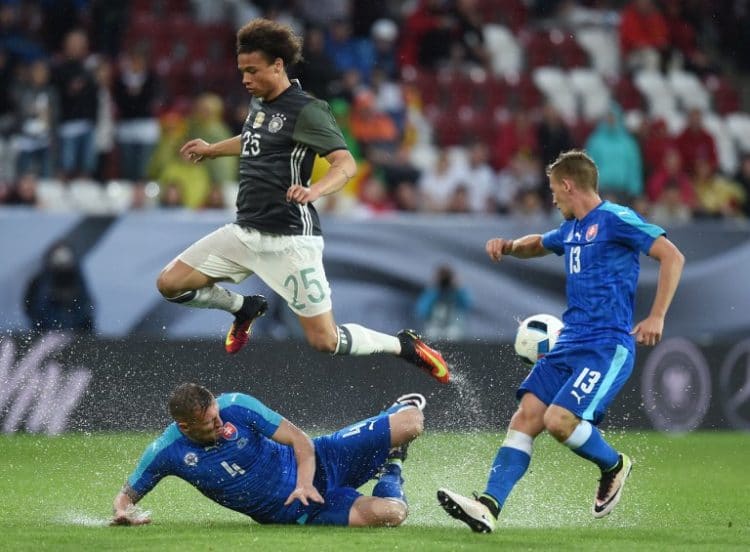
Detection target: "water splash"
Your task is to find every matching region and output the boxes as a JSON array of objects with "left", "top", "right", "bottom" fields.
[{"left": 53, "top": 510, "right": 110, "bottom": 527}]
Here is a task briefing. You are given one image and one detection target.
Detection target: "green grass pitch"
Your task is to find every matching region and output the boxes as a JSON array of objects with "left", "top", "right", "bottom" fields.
[{"left": 1, "top": 430, "right": 748, "bottom": 551}]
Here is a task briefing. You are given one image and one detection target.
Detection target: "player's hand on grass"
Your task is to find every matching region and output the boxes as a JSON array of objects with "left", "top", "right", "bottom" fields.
[
  {"left": 110, "top": 505, "right": 152, "bottom": 526},
  {"left": 286, "top": 184, "right": 320, "bottom": 205},
  {"left": 284, "top": 484, "right": 324, "bottom": 507},
  {"left": 486, "top": 238, "right": 512, "bottom": 262},
  {"left": 631, "top": 314, "right": 664, "bottom": 346},
  {"left": 180, "top": 139, "right": 212, "bottom": 163}
]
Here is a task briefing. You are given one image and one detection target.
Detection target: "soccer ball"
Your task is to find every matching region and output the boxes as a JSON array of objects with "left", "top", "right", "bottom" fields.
[{"left": 514, "top": 314, "right": 564, "bottom": 366}]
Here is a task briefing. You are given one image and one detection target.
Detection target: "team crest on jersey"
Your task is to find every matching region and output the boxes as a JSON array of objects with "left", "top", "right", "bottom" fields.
[
  {"left": 252, "top": 111, "right": 266, "bottom": 129},
  {"left": 221, "top": 422, "right": 238, "bottom": 441},
  {"left": 268, "top": 113, "right": 286, "bottom": 133},
  {"left": 585, "top": 224, "right": 599, "bottom": 241},
  {"left": 183, "top": 452, "right": 199, "bottom": 467}
]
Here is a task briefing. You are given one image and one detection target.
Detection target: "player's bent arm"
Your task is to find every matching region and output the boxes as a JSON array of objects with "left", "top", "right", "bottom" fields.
[
  {"left": 646, "top": 235, "right": 685, "bottom": 320},
  {"left": 271, "top": 419, "right": 324, "bottom": 506},
  {"left": 487, "top": 234, "right": 550, "bottom": 262},
  {"left": 206, "top": 135, "right": 242, "bottom": 158},
  {"left": 180, "top": 135, "right": 242, "bottom": 162},
  {"left": 312, "top": 149, "right": 356, "bottom": 198}
]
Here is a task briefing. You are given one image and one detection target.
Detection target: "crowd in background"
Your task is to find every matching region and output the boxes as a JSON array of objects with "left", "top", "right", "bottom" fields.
[{"left": 1, "top": 0, "right": 749, "bottom": 222}]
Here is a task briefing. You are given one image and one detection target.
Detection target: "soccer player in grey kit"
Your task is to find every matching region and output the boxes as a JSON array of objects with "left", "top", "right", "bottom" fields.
[{"left": 156, "top": 19, "right": 449, "bottom": 384}]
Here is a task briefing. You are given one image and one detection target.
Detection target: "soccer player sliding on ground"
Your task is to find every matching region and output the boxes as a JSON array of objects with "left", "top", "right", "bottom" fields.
[
  {"left": 438, "top": 150, "right": 684, "bottom": 532},
  {"left": 112, "top": 383, "right": 426, "bottom": 527},
  {"left": 156, "top": 18, "right": 449, "bottom": 384}
]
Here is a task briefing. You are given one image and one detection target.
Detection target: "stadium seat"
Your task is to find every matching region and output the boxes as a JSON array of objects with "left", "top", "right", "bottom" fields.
[
  {"left": 702, "top": 112, "right": 738, "bottom": 174},
  {"left": 523, "top": 31, "right": 556, "bottom": 69},
  {"left": 575, "top": 28, "right": 620, "bottom": 78},
  {"left": 36, "top": 178, "right": 69, "bottom": 211},
  {"left": 634, "top": 70, "right": 678, "bottom": 118},
  {"left": 105, "top": 180, "right": 136, "bottom": 212},
  {"left": 667, "top": 69, "right": 711, "bottom": 111},
  {"left": 68, "top": 179, "right": 108, "bottom": 214},
  {"left": 568, "top": 68, "right": 611, "bottom": 121},
  {"left": 724, "top": 113, "right": 750, "bottom": 153},
  {"left": 532, "top": 67, "right": 577, "bottom": 121},
  {"left": 409, "top": 143, "right": 439, "bottom": 173},
  {"left": 483, "top": 24, "right": 523, "bottom": 78}
]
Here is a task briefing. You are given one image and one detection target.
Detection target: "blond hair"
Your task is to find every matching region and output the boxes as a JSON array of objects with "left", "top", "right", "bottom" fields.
[{"left": 546, "top": 150, "right": 599, "bottom": 192}]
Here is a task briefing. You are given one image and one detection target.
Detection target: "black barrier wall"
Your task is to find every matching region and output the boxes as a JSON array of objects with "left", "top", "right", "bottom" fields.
[{"left": 1, "top": 333, "right": 749, "bottom": 434}]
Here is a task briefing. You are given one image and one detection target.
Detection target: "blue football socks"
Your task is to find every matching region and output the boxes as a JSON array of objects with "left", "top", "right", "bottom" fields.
[
  {"left": 563, "top": 420, "right": 619, "bottom": 471},
  {"left": 483, "top": 430, "right": 533, "bottom": 512},
  {"left": 372, "top": 461, "right": 405, "bottom": 502}
]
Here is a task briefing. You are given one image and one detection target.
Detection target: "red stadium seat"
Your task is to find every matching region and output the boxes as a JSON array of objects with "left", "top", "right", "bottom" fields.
[
  {"left": 705, "top": 76, "right": 741, "bottom": 115},
  {"left": 613, "top": 77, "right": 644, "bottom": 111}
]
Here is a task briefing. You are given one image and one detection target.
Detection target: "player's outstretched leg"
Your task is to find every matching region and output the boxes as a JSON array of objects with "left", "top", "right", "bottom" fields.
[
  {"left": 225, "top": 295, "right": 268, "bottom": 354},
  {"left": 593, "top": 453, "right": 632, "bottom": 518},
  {"left": 373, "top": 393, "right": 425, "bottom": 507},
  {"left": 397, "top": 329, "right": 451, "bottom": 384},
  {"left": 437, "top": 489, "right": 497, "bottom": 533}
]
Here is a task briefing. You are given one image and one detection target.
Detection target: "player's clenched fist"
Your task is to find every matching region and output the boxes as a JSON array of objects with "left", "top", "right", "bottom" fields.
[{"left": 486, "top": 238, "right": 513, "bottom": 262}]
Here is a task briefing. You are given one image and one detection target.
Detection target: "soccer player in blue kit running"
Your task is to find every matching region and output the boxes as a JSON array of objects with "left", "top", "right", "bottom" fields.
[
  {"left": 111, "top": 383, "right": 425, "bottom": 527},
  {"left": 438, "top": 150, "right": 685, "bottom": 532}
]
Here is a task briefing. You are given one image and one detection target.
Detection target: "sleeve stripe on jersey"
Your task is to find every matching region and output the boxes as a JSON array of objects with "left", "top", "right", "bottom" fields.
[
  {"left": 127, "top": 424, "right": 181, "bottom": 487},
  {"left": 600, "top": 203, "right": 664, "bottom": 238},
  {"left": 224, "top": 393, "right": 283, "bottom": 427}
]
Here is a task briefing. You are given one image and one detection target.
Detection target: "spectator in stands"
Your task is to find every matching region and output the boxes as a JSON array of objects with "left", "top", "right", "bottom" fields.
[
  {"left": 24, "top": 240, "right": 94, "bottom": 332},
  {"left": 186, "top": 93, "right": 237, "bottom": 187},
  {"left": 417, "top": 146, "right": 461, "bottom": 212},
  {"left": 692, "top": 158, "right": 746, "bottom": 219},
  {"left": 537, "top": 103, "right": 573, "bottom": 200},
  {"left": 676, "top": 108, "right": 718, "bottom": 176},
  {"left": 584, "top": 103, "right": 643, "bottom": 202},
  {"left": 639, "top": 118, "right": 674, "bottom": 179},
  {"left": 370, "top": 18, "right": 399, "bottom": 80},
  {"left": 0, "top": 48, "right": 16, "bottom": 182},
  {"left": 4, "top": 172, "right": 38, "bottom": 206},
  {"left": 619, "top": 0, "right": 669, "bottom": 72},
  {"left": 10, "top": 57, "right": 58, "bottom": 178},
  {"left": 492, "top": 110, "right": 538, "bottom": 171},
  {"left": 94, "top": 57, "right": 116, "bottom": 181},
  {"left": 295, "top": 26, "right": 341, "bottom": 101},
  {"left": 53, "top": 29, "right": 98, "bottom": 179},
  {"left": 113, "top": 44, "right": 161, "bottom": 182},
  {"left": 399, "top": 0, "right": 456, "bottom": 70},
  {"left": 350, "top": 89, "right": 399, "bottom": 160},
  {"left": 734, "top": 153, "right": 750, "bottom": 218},
  {"left": 646, "top": 148, "right": 695, "bottom": 208},
  {"left": 459, "top": 141, "right": 496, "bottom": 213},
  {"left": 416, "top": 264, "right": 472, "bottom": 341},
  {"left": 452, "top": 0, "right": 490, "bottom": 70},
  {"left": 494, "top": 152, "right": 544, "bottom": 214},
  {"left": 325, "top": 18, "right": 374, "bottom": 83},
  {"left": 147, "top": 108, "right": 211, "bottom": 209}
]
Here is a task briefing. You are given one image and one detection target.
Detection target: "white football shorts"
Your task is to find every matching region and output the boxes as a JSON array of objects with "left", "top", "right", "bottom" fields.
[{"left": 177, "top": 223, "right": 332, "bottom": 317}]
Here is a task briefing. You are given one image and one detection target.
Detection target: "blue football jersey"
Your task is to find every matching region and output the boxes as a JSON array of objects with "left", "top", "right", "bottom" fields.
[
  {"left": 542, "top": 201, "right": 665, "bottom": 342},
  {"left": 127, "top": 392, "right": 305, "bottom": 523}
]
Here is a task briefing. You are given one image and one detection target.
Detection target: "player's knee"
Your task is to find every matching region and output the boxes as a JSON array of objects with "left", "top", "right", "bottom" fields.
[
  {"left": 156, "top": 269, "right": 178, "bottom": 297},
  {"left": 404, "top": 408, "right": 424, "bottom": 438},
  {"left": 543, "top": 410, "right": 571, "bottom": 441}
]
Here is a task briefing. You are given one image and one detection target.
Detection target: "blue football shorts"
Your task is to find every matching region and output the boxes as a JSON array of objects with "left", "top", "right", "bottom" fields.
[
  {"left": 517, "top": 337, "right": 634, "bottom": 425},
  {"left": 302, "top": 412, "right": 392, "bottom": 526}
]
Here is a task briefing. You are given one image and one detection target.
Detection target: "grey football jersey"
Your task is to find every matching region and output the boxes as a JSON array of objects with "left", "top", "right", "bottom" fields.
[{"left": 235, "top": 82, "right": 347, "bottom": 236}]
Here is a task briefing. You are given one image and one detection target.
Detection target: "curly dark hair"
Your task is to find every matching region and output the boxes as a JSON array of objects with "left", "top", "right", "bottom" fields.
[
  {"left": 236, "top": 18, "right": 303, "bottom": 67},
  {"left": 168, "top": 383, "right": 214, "bottom": 421}
]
